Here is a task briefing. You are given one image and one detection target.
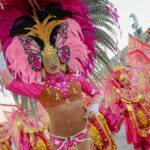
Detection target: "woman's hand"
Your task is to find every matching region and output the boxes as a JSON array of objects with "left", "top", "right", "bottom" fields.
[
  {"left": 0, "top": 42, "right": 14, "bottom": 85},
  {"left": 83, "top": 109, "right": 96, "bottom": 119}
]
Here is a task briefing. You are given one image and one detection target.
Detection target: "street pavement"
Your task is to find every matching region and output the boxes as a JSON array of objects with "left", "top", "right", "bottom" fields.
[{"left": 114, "top": 125, "right": 133, "bottom": 150}]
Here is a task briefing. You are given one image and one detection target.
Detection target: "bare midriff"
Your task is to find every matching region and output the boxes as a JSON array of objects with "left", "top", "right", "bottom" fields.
[
  {"left": 47, "top": 99, "right": 87, "bottom": 137},
  {"left": 38, "top": 82, "right": 88, "bottom": 137}
]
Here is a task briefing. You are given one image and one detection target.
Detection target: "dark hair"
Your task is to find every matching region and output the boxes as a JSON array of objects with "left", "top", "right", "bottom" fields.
[
  {"left": 65, "top": 64, "right": 70, "bottom": 74},
  {"left": 10, "top": 2, "right": 72, "bottom": 37}
]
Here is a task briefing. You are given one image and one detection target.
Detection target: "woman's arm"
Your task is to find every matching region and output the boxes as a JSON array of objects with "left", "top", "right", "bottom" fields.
[
  {"left": 77, "top": 75, "right": 100, "bottom": 97},
  {"left": 0, "top": 52, "right": 14, "bottom": 85},
  {"left": 6, "top": 80, "right": 43, "bottom": 98},
  {"left": 0, "top": 50, "right": 43, "bottom": 98},
  {"left": 77, "top": 75, "right": 102, "bottom": 114}
]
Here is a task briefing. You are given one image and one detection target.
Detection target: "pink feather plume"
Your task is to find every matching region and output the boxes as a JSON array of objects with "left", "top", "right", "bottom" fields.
[
  {"left": 56, "top": 18, "right": 91, "bottom": 74},
  {"left": 5, "top": 36, "right": 42, "bottom": 83}
]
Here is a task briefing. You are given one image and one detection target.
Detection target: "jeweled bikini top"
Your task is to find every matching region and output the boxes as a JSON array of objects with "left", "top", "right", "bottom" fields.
[{"left": 38, "top": 72, "right": 82, "bottom": 108}]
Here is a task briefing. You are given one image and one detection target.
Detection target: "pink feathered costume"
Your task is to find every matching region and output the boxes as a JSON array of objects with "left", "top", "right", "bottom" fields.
[
  {"left": 0, "top": 0, "right": 120, "bottom": 149},
  {"left": 101, "top": 35, "right": 150, "bottom": 150}
]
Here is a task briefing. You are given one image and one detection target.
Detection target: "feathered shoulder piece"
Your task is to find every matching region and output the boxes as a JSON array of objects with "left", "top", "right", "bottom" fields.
[{"left": 0, "top": 0, "right": 119, "bottom": 83}]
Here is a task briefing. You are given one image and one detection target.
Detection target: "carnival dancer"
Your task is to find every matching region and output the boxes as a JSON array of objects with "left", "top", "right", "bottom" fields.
[
  {"left": 0, "top": 0, "right": 119, "bottom": 149},
  {"left": 101, "top": 65, "right": 150, "bottom": 150},
  {"left": 101, "top": 35, "right": 150, "bottom": 150},
  {"left": 2, "top": 100, "right": 50, "bottom": 150}
]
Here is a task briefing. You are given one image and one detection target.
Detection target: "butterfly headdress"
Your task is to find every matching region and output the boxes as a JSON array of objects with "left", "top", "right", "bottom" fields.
[{"left": 0, "top": 0, "right": 119, "bottom": 84}]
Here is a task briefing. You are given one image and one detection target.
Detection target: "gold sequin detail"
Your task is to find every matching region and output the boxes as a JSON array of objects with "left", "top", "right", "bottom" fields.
[
  {"left": 55, "top": 93, "right": 60, "bottom": 101},
  {"left": 137, "top": 110, "right": 148, "bottom": 125},
  {"left": 36, "top": 138, "right": 47, "bottom": 150},
  {"left": 73, "top": 88, "right": 78, "bottom": 94},
  {"left": 65, "top": 99, "right": 71, "bottom": 106}
]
